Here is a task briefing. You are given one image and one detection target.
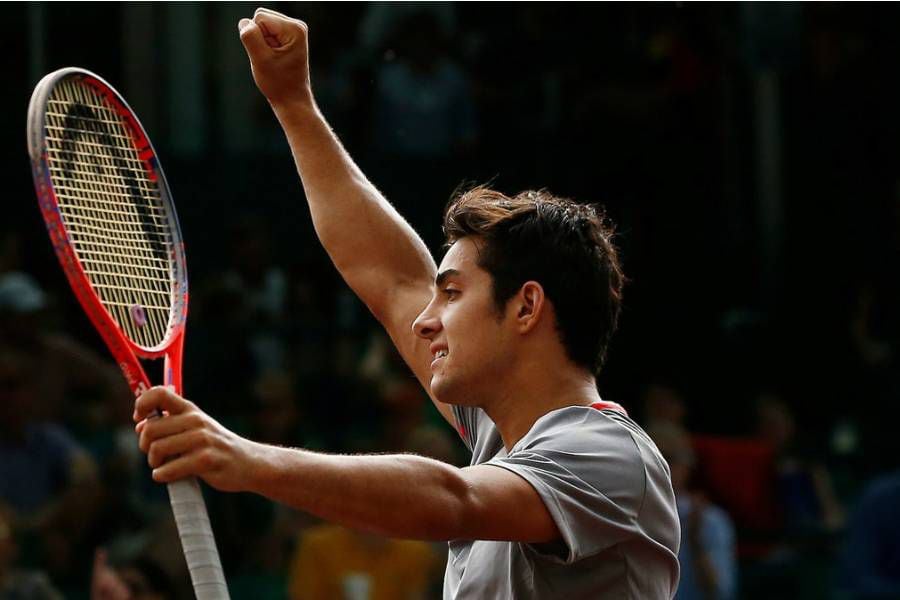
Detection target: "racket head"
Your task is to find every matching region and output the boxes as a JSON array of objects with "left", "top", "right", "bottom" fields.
[{"left": 27, "top": 68, "right": 188, "bottom": 381}]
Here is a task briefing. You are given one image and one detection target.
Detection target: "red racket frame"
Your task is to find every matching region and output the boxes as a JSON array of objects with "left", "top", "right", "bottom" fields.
[
  {"left": 28, "top": 67, "right": 229, "bottom": 600},
  {"left": 28, "top": 68, "right": 188, "bottom": 398}
]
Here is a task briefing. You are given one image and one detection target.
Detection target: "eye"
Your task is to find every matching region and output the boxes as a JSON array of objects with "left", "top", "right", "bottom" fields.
[{"left": 444, "top": 288, "right": 461, "bottom": 301}]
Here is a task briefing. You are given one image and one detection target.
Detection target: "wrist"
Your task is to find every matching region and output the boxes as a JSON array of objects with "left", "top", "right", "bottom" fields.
[
  {"left": 241, "top": 439, "right": 283, "bottom": 494},
  {"left": 270, "top": 94, "right": 319, "bottom": 123}
]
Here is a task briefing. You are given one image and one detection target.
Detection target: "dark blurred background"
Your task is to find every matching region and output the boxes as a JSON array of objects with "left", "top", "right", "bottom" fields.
[{"left": 3, "top": 3, "right": 900, "bottom": 599}]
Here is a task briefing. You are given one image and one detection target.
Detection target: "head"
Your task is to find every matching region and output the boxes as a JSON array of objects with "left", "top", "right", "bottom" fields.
[
  {"left": 755, "top": 393, "right": 795, "bottom": 452},
  {"left": 251, "top": 370, "right": 299, "bottom": 445},
  {"left": 0, "top": 345, "right": 38, "bottom": 437},
  {"left": 117, "top": 557, "right": 176, "bottom": 600},
  {"left": 412, "top": 187, "right": 624, "bottom": 404},
  {"left": 0, "top": 272, "right": 51, "bottom": 345},
  {"left": 641, "top": 382, "right": 687, "bottom": 428}
]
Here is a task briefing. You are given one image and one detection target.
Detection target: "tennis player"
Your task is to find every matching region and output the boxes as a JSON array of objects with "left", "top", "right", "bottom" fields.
[{"left": 134, "top": 8, "right": 680, "bottom": 598}]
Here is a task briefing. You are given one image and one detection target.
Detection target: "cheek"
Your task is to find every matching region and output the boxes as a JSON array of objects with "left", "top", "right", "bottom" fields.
[
  {"left": 447, "top": 306, "right": 501, "bottom": 358},
  {"left": 441, "top": 307, "right": 472, "bottom": 364}
]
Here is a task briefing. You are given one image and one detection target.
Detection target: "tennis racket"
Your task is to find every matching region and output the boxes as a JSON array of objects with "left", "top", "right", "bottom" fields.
[{"left": 26, "top": 67, "right": 229, "bottom": 600}]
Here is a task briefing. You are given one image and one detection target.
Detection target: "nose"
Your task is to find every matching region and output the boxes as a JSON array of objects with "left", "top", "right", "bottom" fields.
[{"left": 412, "top": 300, "right": 442, "bottom": 340}]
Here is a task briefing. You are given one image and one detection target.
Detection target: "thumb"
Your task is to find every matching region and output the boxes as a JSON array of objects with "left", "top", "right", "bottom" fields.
[{"left": 238, "top": 18, "right": 270, "bottom": 60}]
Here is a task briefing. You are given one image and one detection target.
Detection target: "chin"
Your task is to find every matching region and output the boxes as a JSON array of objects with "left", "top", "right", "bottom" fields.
[
  {"left": 430, "top": 375, "right": 451, "bottom": 404},
  {"left": 430, "top": 375, "right": 458, "bottom": 405},
  {"left": 431, "top": 374, "right": 478, "bottom": 407}
]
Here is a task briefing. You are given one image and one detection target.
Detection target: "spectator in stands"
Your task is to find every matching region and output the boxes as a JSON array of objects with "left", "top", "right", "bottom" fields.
[
  {"left": 366, "top": 9, "right": 477, "bottom": 248},
  {"left": 0, "top": 271, "right": 129, "bottom": 425},
  {"left": 0, "top": 506, "right": 62, "bottom": 599},
  {"left": 650, "top": 422, "right": 737, "bottom": 600},
  {"left": 756, "top": 395, "right": 844, "bottom": 535},
  {"left": 838, "top": 470, "right": 900, "bottom": 599},
  {"left": 90, "top": 548, "right": 175, "bottom": 600},
  {"left": 0, "top": 343, "right": 101, "bottom": 588},
  {"left": 642, "top": 381, "right": 688, "bottom": 430},
  {"left": 221, "top": 217, "right": 289, "bottom": 372},
  {"left": 287, "top": 524, "right": 441, "bottom": 600}
]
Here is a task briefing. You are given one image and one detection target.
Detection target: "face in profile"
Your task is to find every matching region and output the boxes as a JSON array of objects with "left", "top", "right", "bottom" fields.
[{"left": 413, "top": 238, "right": 515, "bottom": 406}]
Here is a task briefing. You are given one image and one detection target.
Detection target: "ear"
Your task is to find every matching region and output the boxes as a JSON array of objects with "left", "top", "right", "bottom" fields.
[{"left": 512, "top": 281, "right": 546, "bottom": 334}]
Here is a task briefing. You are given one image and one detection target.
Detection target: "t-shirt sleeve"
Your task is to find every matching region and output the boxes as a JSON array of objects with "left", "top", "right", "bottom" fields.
[{"left": 485, "top": 410, "right": 649, "bottom": 564}]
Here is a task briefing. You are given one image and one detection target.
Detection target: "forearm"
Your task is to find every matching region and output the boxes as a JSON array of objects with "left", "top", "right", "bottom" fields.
[
  {"left": 136, "top": 387, "right": 560, "bottom": 545},
  {"left": 249, "top": 443, "right": 468, "bottom": 540},
  {"left": 272, "top": 100, "right": 436, "bottom": 318}
]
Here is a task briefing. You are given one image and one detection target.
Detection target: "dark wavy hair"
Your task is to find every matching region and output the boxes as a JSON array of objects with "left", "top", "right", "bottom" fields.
[{"left": 443, "top": 187, "right": 625, "bottom": 373}]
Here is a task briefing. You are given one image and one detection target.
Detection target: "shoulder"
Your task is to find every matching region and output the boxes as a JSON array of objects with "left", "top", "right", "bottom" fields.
[
  {"left": 516, "top": 406, "right": 652, "bottom": 468},
  {"left": 508, "top": 406, "right": 661, "bottom": 513}
]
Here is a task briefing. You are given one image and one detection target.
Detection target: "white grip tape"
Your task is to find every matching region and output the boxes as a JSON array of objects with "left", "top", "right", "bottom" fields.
[{"left": 167, "top": 478, "right": 230, "bottom": 600}]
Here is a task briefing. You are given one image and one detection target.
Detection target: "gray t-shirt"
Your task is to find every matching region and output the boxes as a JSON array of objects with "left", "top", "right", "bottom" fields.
[{"left": 444, "top": 403, "right": 680, "bottom": 599}]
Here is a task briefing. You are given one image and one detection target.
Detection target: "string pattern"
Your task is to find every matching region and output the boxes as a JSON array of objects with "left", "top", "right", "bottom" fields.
[{"left": 43, "top": 78, "right": 173, "bottom": 349}]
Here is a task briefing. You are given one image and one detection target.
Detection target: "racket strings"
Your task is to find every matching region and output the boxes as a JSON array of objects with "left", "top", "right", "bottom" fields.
[{"left": 44, "top": 79, "right": 174, "bottom": 349}]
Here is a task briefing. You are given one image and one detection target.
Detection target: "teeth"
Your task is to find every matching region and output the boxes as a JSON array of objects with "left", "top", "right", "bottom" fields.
[{"left": 435, "top": 350, "right": 448, "bottom": 359}]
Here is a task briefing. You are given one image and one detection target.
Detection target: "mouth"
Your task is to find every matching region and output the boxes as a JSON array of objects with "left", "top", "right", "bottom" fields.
[{"left": 430, "top": 347, "right": 448, "bottom": 369}]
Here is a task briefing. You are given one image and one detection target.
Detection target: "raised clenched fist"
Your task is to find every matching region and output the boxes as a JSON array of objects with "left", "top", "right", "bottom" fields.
[{"left": 238, "top": 7, "right": 313, "bottom": 108}]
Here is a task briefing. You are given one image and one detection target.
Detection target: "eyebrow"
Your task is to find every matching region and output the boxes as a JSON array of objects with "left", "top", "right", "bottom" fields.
[{"left": 435, "top": 269, "right": 461, "bottom": 287}]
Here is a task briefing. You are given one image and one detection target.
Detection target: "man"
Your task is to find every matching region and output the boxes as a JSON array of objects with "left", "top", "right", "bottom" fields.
[
  {"left": 134, "top": 8, "right": 680, "bottom": 598},
  {"left": 648, "top": 423, "right": 736, "bottom": 600}
]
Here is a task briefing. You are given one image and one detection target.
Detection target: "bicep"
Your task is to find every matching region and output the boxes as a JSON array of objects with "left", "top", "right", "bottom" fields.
[{"left": 456, "top": 464, "right": 560, "bottom": 544}]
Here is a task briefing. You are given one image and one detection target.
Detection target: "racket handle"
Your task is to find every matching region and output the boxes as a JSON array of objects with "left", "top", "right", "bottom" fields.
[{"left": 167, "top": 477, "right": 231, "bottom": 600}]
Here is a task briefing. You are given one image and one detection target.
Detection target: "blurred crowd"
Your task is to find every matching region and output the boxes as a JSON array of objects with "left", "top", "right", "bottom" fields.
[{"left": 5, "top": 3, "right": 900, "bottom": 599}]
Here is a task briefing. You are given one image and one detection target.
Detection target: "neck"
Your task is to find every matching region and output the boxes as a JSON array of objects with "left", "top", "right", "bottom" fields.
[{"left": 482, "top": 359, "right": 600, "bottom": 450}]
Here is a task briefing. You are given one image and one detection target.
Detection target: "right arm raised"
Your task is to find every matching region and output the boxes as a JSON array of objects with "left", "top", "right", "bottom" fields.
[{"left": 238, "top": 9, "right": 454, "bottom": 426}]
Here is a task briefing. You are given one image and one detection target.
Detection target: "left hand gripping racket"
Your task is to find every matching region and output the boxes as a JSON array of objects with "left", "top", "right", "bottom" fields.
[{"left": 27, "top": 67, "right": 229, "bottom": 600}]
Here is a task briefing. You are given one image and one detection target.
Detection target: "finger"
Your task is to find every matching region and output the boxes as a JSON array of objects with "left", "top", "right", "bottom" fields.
[
  {"left": 138, "top": 411, "right": 204, "bottom": 454},
  {"left": 134, "top": 386, "right": 192, "bottom": 422},
  {"left": 238, "top": 17, "right": 270, "bottom": 58},
  {"left": 254, "top": 6, "right": 293, "bottom": 21},
  {"left": 152, "top": 450, "right": 211, "bottom": 483},
  {"left": 260, "top": 22, "right": 282, "bottom": 49},
  {"left": 252, "top": 10, "right": 306, "bottom": 48},
  {"left": 253, "top": 13, "right": 285, "bottom": 48},
  {"left": 147, "top": 429, "right": 208, "bottom": 469}
]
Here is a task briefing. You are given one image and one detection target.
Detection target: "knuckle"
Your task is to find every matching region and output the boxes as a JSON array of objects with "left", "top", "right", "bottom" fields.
[
  {"left": 197, "top": 448, "right": 216, "bottom": 470},
  {"left": 197, "top": 428, "right": 212, "bottom": 446},
  {"left": 187, "top": 412, "right": 204, "bottom": 429}
]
